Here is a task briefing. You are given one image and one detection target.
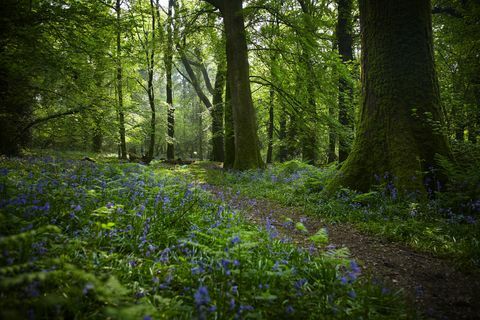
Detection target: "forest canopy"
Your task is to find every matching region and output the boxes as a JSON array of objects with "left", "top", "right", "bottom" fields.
[{"left": 1, "top": 0, "right": 480, "bottom": 319}]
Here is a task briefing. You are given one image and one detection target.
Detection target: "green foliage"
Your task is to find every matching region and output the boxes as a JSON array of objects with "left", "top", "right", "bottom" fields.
[
  {"left": 197, "top": 161, "right": 480, "bottom": 269},
  {"left": 0, "top": 156, "right": 410, "bottom": 319}
]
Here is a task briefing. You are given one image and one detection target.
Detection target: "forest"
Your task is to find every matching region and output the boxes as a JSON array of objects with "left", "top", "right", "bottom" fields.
[{"left": 0, "top": 0, "right": 479, "bottom": 319}]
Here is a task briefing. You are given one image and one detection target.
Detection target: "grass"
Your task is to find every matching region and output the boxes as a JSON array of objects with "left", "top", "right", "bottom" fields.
[
  {"left": 183, "top": 160, "right": 480, "bottom": 269},
  {"left": 0, "top": 156, "right": 412, "bottom": 319}
]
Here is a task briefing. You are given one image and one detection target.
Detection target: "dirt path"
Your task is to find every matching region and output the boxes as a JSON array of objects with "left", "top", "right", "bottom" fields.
[{"left": 200, "top": 183, "right": 480, "bottom": 320}]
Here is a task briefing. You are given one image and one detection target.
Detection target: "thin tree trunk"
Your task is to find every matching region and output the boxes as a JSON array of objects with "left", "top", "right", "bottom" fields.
[
  {"left": 116, "top": 0, "right": 127, "bottom": 159},
  {"left": 211, "top": 60, "right": 226, "bottom": 162},
  {"left": 166, "top": 0, "right": 175, "bottom": 160},
  {"left": 299, "top": 0, "right": 317, "bottom": 165},
  {"left": 328, "top": 103, "right": 337, "bottom": 163},
  {"left": 224, "top": 80, "right": 235, "bottom": 168},
  {"left": 144, "top": 0, "right": 157, "bottom": 164},
  {"left": 278, "top": 103, "right": 287, "bottom": 162},
  {"left": 337, "top": 0, "right": 354, "bottom": 162},
  {"left": 267, "top": 86, "right": 274, "bottom": 164}
]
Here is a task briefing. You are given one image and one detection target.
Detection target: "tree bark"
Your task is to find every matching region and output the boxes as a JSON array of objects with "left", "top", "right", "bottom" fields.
[
  {"left": 224, "top": 80, "right": 235, "bottom": 168},
  {"left": 278, "top": 103, "right": 288, "bottom": 162},
  {"left": 116, "top": 0, "right": 127, "bottom": 160},
  {"left": 211, "top": 59, "right": 226, "bottom": 162},
  {"left": 205, "top": 0, "right": 264, "bottom": 169},
  {"left": 328, "top": 103, "right": 337, "bottom": 163},
  {"left": 266, "top": 86, "right": 274, "bottom": 163},
  {"left": 337, "top": 0, "right": 354, "bottom": 162},
  {"left": 165, "top": 0, "right": 175, "bottom": 160},
  {"left": 143, "top": 0, "right": 158, "bottom": 164},
  {"left": 329, "top": 0, "right": 451, "bottom": 195},
  {"left": 299, "top": 1, "right": 317, "bottom": 165}
]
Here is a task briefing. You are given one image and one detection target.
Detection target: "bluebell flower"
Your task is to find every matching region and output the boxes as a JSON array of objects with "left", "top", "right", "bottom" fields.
[
  {"left": 231, "top": 236, "right": 240, "bottom": 245},
  {"left": 239, "top": 305, "right": 254, "bottom": 312},
  {"left": 83, "top": 283, "right": 94, "bottom": 295},
  {"left": 194, "top": 286, "right": 211, "bottom": 307},
  {"left": 294, "top": 278, "right": 307, "bottom": 290},
  {"left": 25, "top": 281, "right": 40, "bottom": 297},
  {"left": 286, "top": 305, "right": 294, "bottom": 314},
  {"left": 348, "top": 290, "right": 357, "bottom": 299},
  {"left": 231, "top": 285, "right": 238, "bottom": 294}
]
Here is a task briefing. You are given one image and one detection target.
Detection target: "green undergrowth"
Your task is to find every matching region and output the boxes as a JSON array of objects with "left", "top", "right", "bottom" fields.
[
  {"left": 0, "top": 156, "right": 411, "bottom": 319},
  {"left": 184, "top": 158, "right": 480, "bottom": 269}
]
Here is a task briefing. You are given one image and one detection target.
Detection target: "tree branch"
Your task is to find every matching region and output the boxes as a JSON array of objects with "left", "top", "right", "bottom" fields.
[
  {"left": 179, "top": 53, "right": 213, "bottom": 109},
  {"left": 432, "top": 6, "right": 463, "bottom": 18},
  {"left": 20, "top": 105, "right": 91, "bottom": 134}
]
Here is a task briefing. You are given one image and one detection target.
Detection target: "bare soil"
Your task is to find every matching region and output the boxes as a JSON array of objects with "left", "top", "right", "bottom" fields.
[{"left": 200, "top": 183, "right": 480, "bottom": 320}]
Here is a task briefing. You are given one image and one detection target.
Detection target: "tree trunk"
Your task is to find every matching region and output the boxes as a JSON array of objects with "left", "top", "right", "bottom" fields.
[
  {"left": 144, "top": 0, "right": 158, "bottom": 164},
  {"left": 278, "top": 103, "right": 288, "bottom": 162},
  {"left": 116, "top": 0, "right": 127, "bottom": 160},
  {"left": 211, "top": 60, "right": 226, "bottom": 162},
  {"left": 266, "top": 86, "right": 274, "bottom": 164},
  {"left": 337, "top": 0, "right": 354, "bottom": 162},
  {"left": 329, "top": 0, "right": 451, "bottom": 195},
  {"left": 210, "top": 0, "right": 263, "bottom": 169},
  {"left": 165, "top": 0, "right": 175, "bottom": 160},
  {"left": 328, "top": 103, "right": 337, "bottom": 163},
  {"left": 299, "top": 1, "right": 317, "bottom": 165},
  {"left": 224, "top": 80, "right": 235, "bottom": 168}
]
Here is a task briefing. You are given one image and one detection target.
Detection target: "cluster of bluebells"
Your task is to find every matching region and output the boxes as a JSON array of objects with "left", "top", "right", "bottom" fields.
[{"left": 0, "top": 157, "right": 406, "bottom": 319}]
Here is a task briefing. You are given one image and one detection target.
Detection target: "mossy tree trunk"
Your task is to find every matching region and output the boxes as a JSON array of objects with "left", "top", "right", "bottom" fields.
[
  {"left": 336, "top": 0, "right": 354, "bottom": 162},
  {"left": 298, "top": 0, "right": 318, "bottom": 165},
  {"left": 224, "top": 80, "right": 235, "bottom": 169},
  {"left": 116, "top": 0, "right": 127, "bottom": 160},
  {"left": 266, "top": 86, "right": 274, "bottom": 164},
  {"left": 165, "top": 0, "right": 175, "bottom": 160},
  {"left": 211, "top": 60, "right": 226, "bottom": 162},
  {"left": 329, "top": 0, "right": 451, "bottom": 194},
  {"left": 278, "top": 103, "right": 288, "bottom": 162},
  {"left": 205, "top": 0, "right": 264, "bottom": 170}
]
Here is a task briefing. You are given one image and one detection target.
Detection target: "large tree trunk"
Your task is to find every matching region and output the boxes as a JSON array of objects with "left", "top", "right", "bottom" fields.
[
  {"left": 329, "top": 0, "right": 451, "bottom": 194},
  {"left": 165, "top": 0, "right": 175, "bottom": 160},
  {"left": 116, "top": 0, "right": 127, "bottom": 160},
  {"left": 224, "top": 80, "right": 235, "bottom": 168},
  {"left": 336, "top": 0, "right": 354, "bottom": 162},
  {"left": 207, "top": 0, "right": 263, "bottom": 169}
]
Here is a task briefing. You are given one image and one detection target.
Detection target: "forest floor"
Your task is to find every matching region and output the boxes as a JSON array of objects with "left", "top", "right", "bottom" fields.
[{"left": 184, "top": 163, "right": 480, "bottom": 320}]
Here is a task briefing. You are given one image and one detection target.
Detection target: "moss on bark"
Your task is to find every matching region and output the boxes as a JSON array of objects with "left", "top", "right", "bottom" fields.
[{"left": 328, "top": 0, "right": 451, "bottom": 195}]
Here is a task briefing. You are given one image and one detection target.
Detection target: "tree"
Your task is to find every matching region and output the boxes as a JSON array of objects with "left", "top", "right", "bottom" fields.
[
  {"left": 115, "top": 0, "right": 127, "bottom": 160},
  {"left": 329, "top": 0, "right": 451, "bottom": 194},
  {"left": 165, "top": 0, "right": 175, "bottom": 160},
  {"left": 203, "top": 0, "right": 264, "bottom": 170},
  {"left": 336, "top": 0, "right": 354, "bottom": 162}
]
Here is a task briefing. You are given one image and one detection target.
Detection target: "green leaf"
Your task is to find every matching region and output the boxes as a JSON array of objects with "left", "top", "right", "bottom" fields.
[
  {"left": 309, "top": 228, "right": 328, "bottom": 245},
  {"left": 295, "top": 222, "right": 308, "bottom": 233}
]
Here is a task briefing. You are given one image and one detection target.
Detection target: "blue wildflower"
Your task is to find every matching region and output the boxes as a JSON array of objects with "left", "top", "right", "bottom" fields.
[
  {"left": 194, "top": 286, "right": 210, "bottom": 307},
  {"left": 83, "top": 283, "right": 94, "bottom": 295},
  {"left": 286, "top": 305, "right": 294, "bottom": 314},
  {"left": 231, "top": 236, "right": 240, "bottom": 245}
]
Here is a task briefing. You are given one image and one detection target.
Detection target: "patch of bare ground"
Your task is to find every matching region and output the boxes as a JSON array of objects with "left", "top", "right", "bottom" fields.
[{"left": 201, "top": 183, "right": 480, "bottom": 320}]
